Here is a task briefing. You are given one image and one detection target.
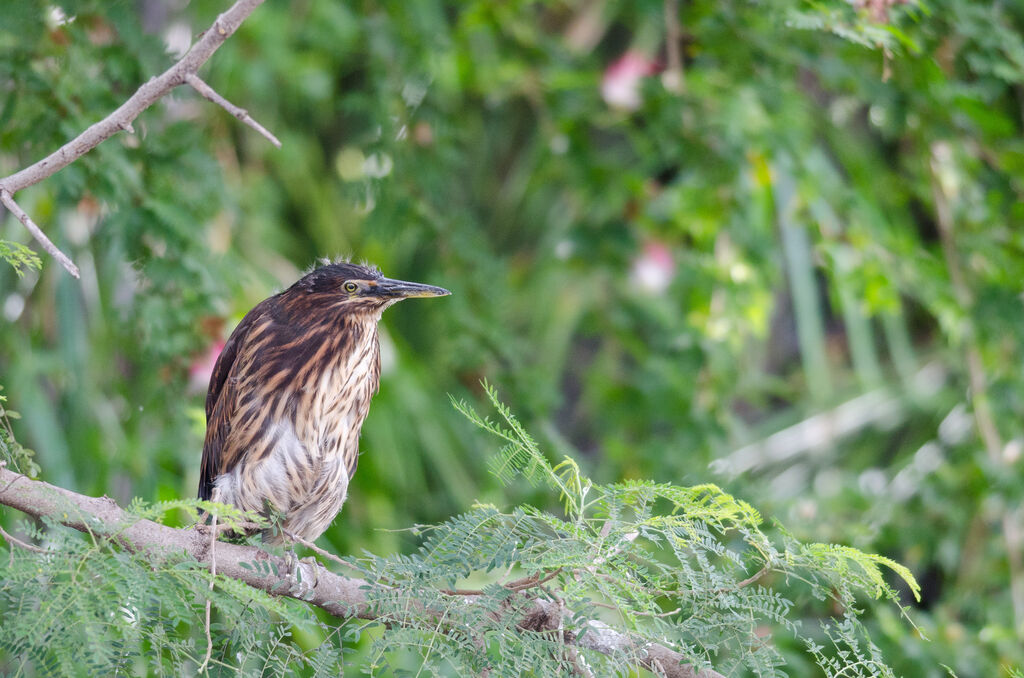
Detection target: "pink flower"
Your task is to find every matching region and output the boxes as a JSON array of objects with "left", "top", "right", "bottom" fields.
[
  {"left": 630, "top": 241, "right": 675, "bottom": 294},
  {"left": 189, "top": 340, "right": 225, "bottom": 394},
  {"left": 601, "top": 51, "right": 659, "bottom": 111}
]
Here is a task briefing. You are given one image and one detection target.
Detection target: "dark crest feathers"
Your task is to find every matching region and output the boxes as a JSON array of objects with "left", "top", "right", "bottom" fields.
[{"left": 295, "top": 260, "right": 382, "bottom": 293}]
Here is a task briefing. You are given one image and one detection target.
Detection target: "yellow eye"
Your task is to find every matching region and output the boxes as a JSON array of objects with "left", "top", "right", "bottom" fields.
[{"left": 343, "top": 281, "right": 359, "bottom": 293}]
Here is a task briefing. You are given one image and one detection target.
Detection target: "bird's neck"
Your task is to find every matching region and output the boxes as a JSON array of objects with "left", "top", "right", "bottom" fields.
[{"left": 324, "top": 314, "right": 381, "bottom": 374}]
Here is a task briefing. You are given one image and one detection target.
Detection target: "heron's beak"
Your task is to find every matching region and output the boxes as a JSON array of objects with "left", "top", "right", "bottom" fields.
[{"left": 373, "top": 277, "right": 451, "bottom": 299}]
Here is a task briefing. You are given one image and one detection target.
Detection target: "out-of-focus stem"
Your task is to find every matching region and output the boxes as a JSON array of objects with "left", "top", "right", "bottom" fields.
[{"left": 931, "top": 142, "right": 1024, "bottom": 634}]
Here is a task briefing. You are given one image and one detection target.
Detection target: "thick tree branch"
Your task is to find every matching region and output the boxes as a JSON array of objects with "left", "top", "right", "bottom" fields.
[
  {"left": 0, "top": 0, "right": 277, "bottom": 277},
  {"left": 0, "top": 466, "right": 723, "bottom": 678}
]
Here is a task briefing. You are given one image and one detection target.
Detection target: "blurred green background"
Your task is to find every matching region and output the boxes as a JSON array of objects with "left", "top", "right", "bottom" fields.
[{"left": 2, "top": 0, "right": 1023, "bottom": 675}]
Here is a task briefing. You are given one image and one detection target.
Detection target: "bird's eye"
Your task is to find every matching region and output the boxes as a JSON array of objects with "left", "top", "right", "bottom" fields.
[{"left": 343, "top": 281, "right": 359, "bottom": 293}]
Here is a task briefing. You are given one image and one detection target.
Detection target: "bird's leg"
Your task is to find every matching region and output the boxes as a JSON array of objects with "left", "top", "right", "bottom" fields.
[
  {"left": 280, "top": 546, "right": 314, "bottom": 597},
  {"left": 297, "top": 555, "right": 325, "bottom": 588},
  {"left": 279, "top": 542, "right": 325, "bottom": 596},
  {"left": 283, "top": 546, "right": 300, "bottom": 580},
  {"left": 280, "top": 530, "right": 329, "bottom": 592}
]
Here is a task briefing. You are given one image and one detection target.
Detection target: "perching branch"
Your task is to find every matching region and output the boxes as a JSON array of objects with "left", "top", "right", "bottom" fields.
[
  {"left": 0, "top": 0, "right": 279, "bottom": 279},
  {"left": 0, "top": 466, "right": 724, "bottom": 678}
]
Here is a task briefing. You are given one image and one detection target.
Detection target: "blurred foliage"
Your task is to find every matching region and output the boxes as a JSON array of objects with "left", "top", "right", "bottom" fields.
[
  {"left": 0, "top": 386, "right": 919, "bottom": 676},
  {"left": 1, "top": 0, "right": 1024, "bottom": 675}
]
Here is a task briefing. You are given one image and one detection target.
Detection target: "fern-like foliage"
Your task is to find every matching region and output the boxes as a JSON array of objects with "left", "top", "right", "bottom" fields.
[
  {"left": 0, "top": 500, "right": 345, "bottom": 676},
  {"left": 353, "top": 383, "right": 919, "bottom": 676},
  {"left": 0, "top": 240, "right": 41, "bottom": 279},
  {"left": 0, "top": 384, "right": 919, "bottom": 676},
  {"left": 0, "top": 386, "right": 39, "bottom": 479}
]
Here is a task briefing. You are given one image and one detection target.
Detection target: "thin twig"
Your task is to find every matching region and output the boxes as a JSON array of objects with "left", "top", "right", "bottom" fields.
[
  {"left": 507, "top": 567, "right": 564, "bottom": 591},
  {"left": 283, "top": 530, "right": 361, "bottom": 572},
  {"left": 588, "top": 528, "right": 639, "bottom": 573},
  {"left": 0, "top": 0, "right": 275, "bottom": 277},
  {"left": 185, "top": 73, "right": 281, "bottom": 148},
  {"left": 198, "top": 515, "right": 217, "bottom": 675},
  {"left": 0, "top": 524, "right": 47, "bottom": 554},
  {"left": 441, "top": 567, "right": 565, "bottom": 596},
  {"left": 587, "top": 599, "right": 681, "bottom": 619},
  {"left": 0, "top": 462, "right": 29, "bottom": 499},
  {"left": 440, "top": 587, "right": 485, "bottom": 596},
  {"left": 648, "top": 606, "right": 681, "bottom": 618},
  {"left": 734, "top": 564, "right": 770, "bottom": 589},
  {"left": 0, "top": 189, "right": 79, "bottom": 278},
  {"left": 712, "top": 563, "right": 771, "bottom": 594},
  {"left": 194, "top": 515, "right": 264, "bottom": 536},
  {"left": 577, "top": 569, "right": 678, "bottom": 599},
  {"left": 218, "top": 520, "right": 264, "bottom": 535}
]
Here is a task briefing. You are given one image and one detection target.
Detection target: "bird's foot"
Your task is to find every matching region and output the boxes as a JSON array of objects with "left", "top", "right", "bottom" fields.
[{"left": 282, "top": 549, "right": 324, "bottom": 596}]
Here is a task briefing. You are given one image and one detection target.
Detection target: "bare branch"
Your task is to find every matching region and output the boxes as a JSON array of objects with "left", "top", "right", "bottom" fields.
[
  {"left": 508, "top": 567, "right": 563, "bottom": 591},
  {"left": 186, "top": 73, "right": 282, "bottom": 147},
  {"left": 0, "top": 0, "right": 278, "bottom": 276},
  {"left": 198, "top": 515, "right": 218, "bottom": 675},
  {"left": 441, "top": 567, "right": 566, "bottom": 596},
  {"left": 0, "top": 523, "right": 47, "bottom": 554},
  {"left": 0, "top": 189, "right": 79, "bottom": 278},
  {"left": 0, "top": 467, "right": 724, "bottom": 678},
  {"left": 284, "top": 529, "right": 361, "bottom": 572}
]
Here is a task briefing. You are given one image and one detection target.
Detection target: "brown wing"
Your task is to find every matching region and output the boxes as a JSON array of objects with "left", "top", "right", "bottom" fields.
[{"left": 198, "top": 301, "right": 271, "bottom": 501}]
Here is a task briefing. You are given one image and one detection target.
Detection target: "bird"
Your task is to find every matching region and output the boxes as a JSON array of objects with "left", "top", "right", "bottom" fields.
[{"left": 198, "top": 261, "right": 450, "bottom": 544}]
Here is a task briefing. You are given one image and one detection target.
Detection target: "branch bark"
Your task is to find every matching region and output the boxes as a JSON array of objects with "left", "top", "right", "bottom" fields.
[
  {"left": 0, "top": 0, "right": 278, "bottom": 278},
  {"left": 0, "top": 466, "right": 724, "bottom": 678},
  {"left": 0, "top": 189, "right": 80, "bottom": 278}
]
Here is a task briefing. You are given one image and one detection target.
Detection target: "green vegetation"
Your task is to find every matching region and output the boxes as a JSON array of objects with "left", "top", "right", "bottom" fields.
[
  {"left": 1, "top": 386, "right": 918, "bottom": 676},
  {"left": 2, "top": 0, "right": 1023, "bottom": 675}
]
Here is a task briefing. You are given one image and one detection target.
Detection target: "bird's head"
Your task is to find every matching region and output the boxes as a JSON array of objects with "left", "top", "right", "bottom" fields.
[{"left": 289, "top": 261, "right": 450, "bottom": 319}]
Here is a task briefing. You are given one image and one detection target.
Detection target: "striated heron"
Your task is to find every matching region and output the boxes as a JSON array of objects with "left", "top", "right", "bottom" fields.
[{"left": 198, "top": 261, "right": 450, "bottom": 543}]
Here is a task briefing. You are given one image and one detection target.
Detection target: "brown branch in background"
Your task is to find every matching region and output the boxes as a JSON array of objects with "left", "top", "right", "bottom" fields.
[
  {"left": 930, "top": 142, "right": 1024, "bottom": 633},
  {"left": 0, "top": 0, "right": 278, "bottom": 277},
  {"left": 663, "top": 0, "right": 685, "bottom": 93},
  {"left": 931, "top": 143, "right": 1003, "bottom": 460},
  {"left": 562, "top": 0, "right": 610, "bottom": 54},
  {"left": 0, "top": 467, "right": 725, "bottom": 678}
]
